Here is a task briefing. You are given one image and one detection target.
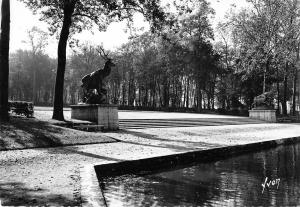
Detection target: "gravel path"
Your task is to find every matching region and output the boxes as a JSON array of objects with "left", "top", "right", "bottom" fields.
[{"left": 1, "top": 109, "right": 300, "bottom": 206}]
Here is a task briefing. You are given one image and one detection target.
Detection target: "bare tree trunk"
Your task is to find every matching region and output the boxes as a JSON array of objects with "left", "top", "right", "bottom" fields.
[
  {"left": 144, "top": 88, "right": 148, "bottom": 107},
  {"left": 292, "top": 45, "right": 299, "bottom": 116},
  {"left": 138, "top": 87, "right": 141, "bottom": 106},
  {"left": 211, "top": 81, "right": 215, "bottom": 110},
  {"left": 263, "top": 68, "right": 266, "bottom": 93},
  {"left": 263, "top": 58, "right": 270, "bottom": 93},
  {"left": 276, "top": 68, "right": 280, "bottom": 114},
  {"left": 0, "top": 0, "right": 10, "bottom": 121},
  {"left": 196, "top": 80, "right": 202, "bottom": 112},
  {"left": 52, "top": 0, "right": 76, "bottom": 120},
  {"left": 122, "top": 83, "right": 126, "bottom": 105},
  {"left": 183, "top": 78, "right": 186, "bottom": 108},
  {"left": 207, "top": 90, "right": 211, "bottom": 110},
  {"left": 157, "top": 80, "right": 162, "bottom": 107},
  {"left": 163, "top": 78, "right": 169, "bottom": 108},
  {"left": 186, "top": 77, "right": 190, "bottom": 108},
  {"left": 293, "top": 67, "right": 297, "bottom": 115},
  {"left": 282, "top": 62, "right": 288, "bottom": 116}
]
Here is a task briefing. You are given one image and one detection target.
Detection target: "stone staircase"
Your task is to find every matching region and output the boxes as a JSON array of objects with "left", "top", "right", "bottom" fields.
[{"left": 277, "top": 115, "right": 300, "bottom": 123}]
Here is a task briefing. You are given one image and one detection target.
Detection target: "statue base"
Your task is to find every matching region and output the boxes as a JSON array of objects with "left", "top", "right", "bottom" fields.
[
  {"left": 71, "top": 104, "right": 119, "bottom": 130},
  {"left": 249, "top": 109, "right": 276, "bottom": 122}
]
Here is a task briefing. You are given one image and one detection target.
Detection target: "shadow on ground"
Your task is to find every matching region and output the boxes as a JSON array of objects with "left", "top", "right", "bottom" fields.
[
  {"left": 101, "top": 129, "right": 226, "bottom": 154},
  {"left": 0, "top": 182, "right": 78, "bottom": 206},
  {"left": 0, "top": 116, "right": 117, "bottom": 151},
  {"left": 0, "top": 116, "right": 63, "bottom": 150}
]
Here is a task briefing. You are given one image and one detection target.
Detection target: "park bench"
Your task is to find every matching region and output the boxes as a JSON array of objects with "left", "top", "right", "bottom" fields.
[{"left": 8, "top": 101, "right": 34, "bottom": 118}]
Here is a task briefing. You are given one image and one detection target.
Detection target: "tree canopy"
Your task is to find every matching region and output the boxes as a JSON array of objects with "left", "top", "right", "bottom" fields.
[{"left": 21, "top": 0, "right": 166, "bottom": 34}]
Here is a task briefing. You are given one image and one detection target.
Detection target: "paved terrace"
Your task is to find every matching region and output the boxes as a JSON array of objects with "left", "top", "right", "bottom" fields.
[{"left": 1, "top": 109, "right": 300, "bottom": 206}]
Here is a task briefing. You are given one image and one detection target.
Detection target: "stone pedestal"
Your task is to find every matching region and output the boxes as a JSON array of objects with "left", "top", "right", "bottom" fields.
[
  {"left": 249, "top": 109, "right": 276, "bottom": 122},
  {"left": 71, "top": 104, "right": 119, "bottom": 130}
]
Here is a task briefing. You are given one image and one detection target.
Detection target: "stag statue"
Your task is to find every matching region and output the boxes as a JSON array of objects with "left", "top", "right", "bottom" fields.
[{"left": 81, "top": 46, "right": 116, "bottom": 104}]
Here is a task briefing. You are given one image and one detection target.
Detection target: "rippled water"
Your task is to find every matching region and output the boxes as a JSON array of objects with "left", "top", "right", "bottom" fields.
[{"left": 100, "top": 143, "right": 300, "bottom": 206}]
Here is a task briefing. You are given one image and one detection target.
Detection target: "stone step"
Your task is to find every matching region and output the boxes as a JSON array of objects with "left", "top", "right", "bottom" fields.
[
  {"left": 73, "top": 124, "right": 104, "bottom": 131},
  {"left": 277, "top": 116, "right": 299, "bottom": 123}
]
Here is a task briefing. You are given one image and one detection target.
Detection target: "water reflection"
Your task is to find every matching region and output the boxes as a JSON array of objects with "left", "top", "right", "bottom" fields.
[{"left": 100, "top": 143, "right": 300, "bottom": 206}]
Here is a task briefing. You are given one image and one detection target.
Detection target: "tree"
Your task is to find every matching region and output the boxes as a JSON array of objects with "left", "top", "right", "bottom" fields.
[
  {"left": 21, "top": 0, "right": 165, "bottom": 120},
  {"left": 179, "top": 3, "right": 216, "bottom": 111},
  {"left": 214, "top": 22, "right": 240, "bottom": 110},
  {"left": 26, "top": 27, "right": 49, "bottom": 103},
  {"left": 0, "top": 0, "right": 10, "bottom": 121},
  {"left": 229, "top": 0, "right": 283, "bottom": 94}
]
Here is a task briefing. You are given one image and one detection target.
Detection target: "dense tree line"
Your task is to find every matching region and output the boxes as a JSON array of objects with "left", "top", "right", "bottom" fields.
[
  {"left": 4, "top": 0, "right": 300, "bottom": 118},
  {"left": 9, "top": 50, "right": 56, "bottom": 105}
]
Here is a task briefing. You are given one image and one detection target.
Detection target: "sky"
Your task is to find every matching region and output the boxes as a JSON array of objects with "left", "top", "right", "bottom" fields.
[{"left": 7, "top": 0, "right": 247, "bottom": 58}]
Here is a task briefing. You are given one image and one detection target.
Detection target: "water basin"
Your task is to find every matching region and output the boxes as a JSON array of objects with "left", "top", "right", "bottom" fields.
[{"left": 99, "top": 143, "right": 300, "bottom": 206}]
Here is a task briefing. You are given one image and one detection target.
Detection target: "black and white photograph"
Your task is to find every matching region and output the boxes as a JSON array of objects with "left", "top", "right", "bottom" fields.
[{"left": 1, "top": 0, "right": 300, "bottom": 206}]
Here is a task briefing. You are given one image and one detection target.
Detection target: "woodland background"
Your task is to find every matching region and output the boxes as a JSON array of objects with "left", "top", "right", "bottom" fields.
[{"left": 7, "top": 0, "right": 300, "bottom": 116}]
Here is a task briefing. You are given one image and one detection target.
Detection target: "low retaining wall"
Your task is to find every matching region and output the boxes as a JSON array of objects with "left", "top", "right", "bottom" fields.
[
  {"left": 71, "top": 104, "right": 119, "bottom": 130},
  {"left": 249, "top": 109, "right": 276, "bottom": 122}
]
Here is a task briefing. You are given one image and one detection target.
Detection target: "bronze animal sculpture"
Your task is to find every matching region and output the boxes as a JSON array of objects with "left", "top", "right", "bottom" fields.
[
  {"left": 81, "top": 47, "right": 116, "bottom": 104},
  {"left": 252, "top": 90, "right": 275, "bottom": 109}
]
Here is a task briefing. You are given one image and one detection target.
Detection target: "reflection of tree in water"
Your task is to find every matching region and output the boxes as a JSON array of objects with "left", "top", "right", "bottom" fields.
[
  {"left": 101, "top": 143, "right": 300, "bottom": 206},
  {"left": 101, "top": 164, "right": 222, "bottom": 206},
  {"left": 215, "top": 143, "right": 300, "bottom": 206}
]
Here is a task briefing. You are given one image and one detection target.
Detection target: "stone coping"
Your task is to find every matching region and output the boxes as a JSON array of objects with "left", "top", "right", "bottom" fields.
[
  {"left": 93, "top": 136, "right": 300, "bottom": 178},
  {"left": 70, "top": 104, "right": 119, "bottom": 108},
  {"left": 80, "top": 165, "right": 106, "bottom": 207}
]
